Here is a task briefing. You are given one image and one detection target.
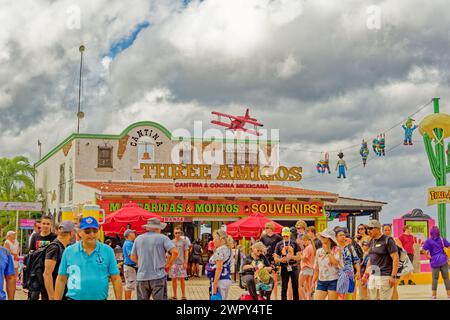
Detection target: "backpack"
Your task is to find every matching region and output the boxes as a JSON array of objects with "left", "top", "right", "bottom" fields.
[
  {"left": 206, "top": 248, "right": 232, "bottom": 279},
  {"left": 23, "top": 242, "right": 64, "bottom": 291},
  {"left": 383, "top": 237, "right": 408, "bottom": 274},
  {"left": 347, "top": 245, "right": 361, "bottom": 274},
  {"left": 351, "top": 240, "right": 364, "bottom": 262}
]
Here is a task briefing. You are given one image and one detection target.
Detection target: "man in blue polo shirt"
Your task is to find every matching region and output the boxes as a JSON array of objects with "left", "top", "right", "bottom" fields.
[
  {"left": 0, "top": 246, "right": 16, "bottom": 300},
  {"left": 54, "top": 216, "right": 123, "bottom": 300}
]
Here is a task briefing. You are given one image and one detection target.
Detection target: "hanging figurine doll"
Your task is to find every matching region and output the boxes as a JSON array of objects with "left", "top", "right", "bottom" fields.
[
  {"left": 402, "top": 118, "right": 418, "bottom": 145},
  {"left": 373, "top": 134, "right": 385, "bottom": 156},
  {"left": 335, "top": 151, "right": 348, "bottom": 178},
  {"left": 379, "top": 133, "right": 385, "bottom": 156},
  {"left": 372, "top": 136, "right": 380, "bottom": 155},
  {"left": 360, "top": 139, "right": 369, "bottom": 167},
  {"left": 316, "top": 152, "right": 331, "bottom": 174}
]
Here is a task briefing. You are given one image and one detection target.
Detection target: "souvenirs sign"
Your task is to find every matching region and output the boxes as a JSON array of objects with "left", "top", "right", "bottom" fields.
[
  {"left": 98, "top": 198, "right": 323, "bottom": 218},
  {"left": 140, "top": 163, "right": 302, "bottom": 182},
  {"left": 427, "top": 186, "right": 450, "bottom": 205}
]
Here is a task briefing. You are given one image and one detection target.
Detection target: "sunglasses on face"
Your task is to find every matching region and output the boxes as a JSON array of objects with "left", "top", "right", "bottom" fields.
[
  {"left": 367, "top": 227, "right": 374, "bottom": 231},
  {"left": 83, "top": 228, "right": 99, "bottom": 234},
  {"left": 358, "top": 228, "right": 365, "bottom": 230},
  {"left": 174, "top": 232, "right": 181, "bottom": 235}
]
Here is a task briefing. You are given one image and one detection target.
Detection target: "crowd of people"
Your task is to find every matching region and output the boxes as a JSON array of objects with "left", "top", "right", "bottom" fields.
[{"left": 1, "top": 215, "right": 450, "bottom": 300}]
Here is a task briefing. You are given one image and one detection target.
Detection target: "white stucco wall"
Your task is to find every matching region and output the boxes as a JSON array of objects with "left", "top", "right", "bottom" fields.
[
  {"left": 35, "top": 141, "right": 76, "bottom": 213},
  {"left": 35, "top": 122, "right": 278, "bottom": 212}
]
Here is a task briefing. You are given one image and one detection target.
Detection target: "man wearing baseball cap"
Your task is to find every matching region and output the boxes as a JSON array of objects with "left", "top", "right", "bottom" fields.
[
  {"left": 54, "top": 216, "right": 123, "bottom": 300},
  {"left": 122, "top": 229, "right": 137, "bottom": 300},
  {"left": 273, "top": 227, "right": 301, "bottom": 300},
  {"left": 43, "top": 220, "right": 75, "bottom": 300},
  {"left": 362, "top": 219, "right": 399, "bottom": 300}
]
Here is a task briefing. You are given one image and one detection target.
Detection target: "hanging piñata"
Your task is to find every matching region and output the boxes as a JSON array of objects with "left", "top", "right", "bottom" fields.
[
  {"left": 373, "top": 134, "right": 385, "bottom": 156},
  {"left": 360, "top": 139, "right": 369, "bottom": 167},
  {"left": 336, "top": 151, "right": 348, "bottom": 178},
  {"left": 402, "top": 118, "right": 418, "bottom": 145},
  {"left": 316, "top": 152, "right": 331, "bottom": 174}
]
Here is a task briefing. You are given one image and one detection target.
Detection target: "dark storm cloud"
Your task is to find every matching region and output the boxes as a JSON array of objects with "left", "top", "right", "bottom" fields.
[{"left": 1, "top": 0, "right": 450, "bottom": 231}]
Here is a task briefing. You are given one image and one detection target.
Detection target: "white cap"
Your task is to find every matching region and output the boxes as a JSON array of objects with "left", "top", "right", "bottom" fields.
[{"left": 6, "top": 230, "right": 16, "bottom": 237}]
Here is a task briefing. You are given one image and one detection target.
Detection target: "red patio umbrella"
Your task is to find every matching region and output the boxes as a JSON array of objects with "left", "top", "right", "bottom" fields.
[
  {"left": 226, "top": 213, "right": 283, "bottom": 239},
  {"left": 102, "top": 202, "right": 163, "bottom": 237}
]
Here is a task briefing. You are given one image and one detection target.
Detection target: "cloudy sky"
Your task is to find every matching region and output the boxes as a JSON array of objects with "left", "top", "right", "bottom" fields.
[{"left": 1, "top": 0, "right": 449, "bottom": 232}]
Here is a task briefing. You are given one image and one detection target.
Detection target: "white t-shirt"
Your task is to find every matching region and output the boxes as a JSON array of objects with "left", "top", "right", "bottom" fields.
[{"left": 314, "top": 247, "right": 343, "bottom": 281}]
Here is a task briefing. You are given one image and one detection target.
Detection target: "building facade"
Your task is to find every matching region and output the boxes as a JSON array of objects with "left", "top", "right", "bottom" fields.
[{"left": 35, "top": 120, "right": 384, "bottom": 240}]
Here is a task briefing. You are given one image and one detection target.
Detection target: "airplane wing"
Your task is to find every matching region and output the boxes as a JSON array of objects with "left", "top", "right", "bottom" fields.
[
  {"left": 211, "top": 120, "right": 233, "bottom": 128},
  {"left": 211, "top": 111, "right": 238, "bottom": 120}
]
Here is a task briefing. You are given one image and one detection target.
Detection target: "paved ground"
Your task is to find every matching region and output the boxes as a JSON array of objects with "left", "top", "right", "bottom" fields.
[{"left": 11, "top": 277, "right": 450, "bottom": 300}]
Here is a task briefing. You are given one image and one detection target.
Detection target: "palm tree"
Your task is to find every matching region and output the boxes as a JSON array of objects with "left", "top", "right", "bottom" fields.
[
  {"left": 0, "top": 156, "right": 36, "bottom": 244},
  {"left": 0, "top": 156, "right": 36, "bottom": 201}
]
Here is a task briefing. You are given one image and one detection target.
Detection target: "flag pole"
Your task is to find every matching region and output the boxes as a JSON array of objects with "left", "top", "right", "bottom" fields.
[{"left": 77, "top": 45, "right": 85, "bottom": 134}]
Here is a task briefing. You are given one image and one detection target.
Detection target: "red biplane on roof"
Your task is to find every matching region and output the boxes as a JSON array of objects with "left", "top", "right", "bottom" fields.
[{"left": 211, "top": 108, "right": 264, "bottom": 136}]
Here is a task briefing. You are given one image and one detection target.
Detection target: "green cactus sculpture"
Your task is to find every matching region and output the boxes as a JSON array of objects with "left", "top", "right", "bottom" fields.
[{"left": 419, "top": 98, "right": 450, "bottom": 237}]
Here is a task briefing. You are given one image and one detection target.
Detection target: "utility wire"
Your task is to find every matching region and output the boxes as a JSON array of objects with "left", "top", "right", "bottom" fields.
[
  {"left": 279, "top": 99, "right": 433, "bottom": 155},
  {"left": 300, "top": 140, "right": 406, "bottom": 181}
]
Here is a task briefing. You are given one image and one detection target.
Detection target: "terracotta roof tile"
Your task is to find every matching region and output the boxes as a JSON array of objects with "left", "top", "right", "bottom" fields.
[{"left": 77, "top": 181, "right": 338, "bottom": 199}]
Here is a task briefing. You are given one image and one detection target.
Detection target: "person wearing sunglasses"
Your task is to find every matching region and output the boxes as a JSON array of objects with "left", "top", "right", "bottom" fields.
[
  {"left": 274, "top": 227, "right": 301, "bottom": 300},
  {"left": 355, "top": 224, "right": 370, "bottom": 248},
  {"left": 361, "top": 220, "right": 399, "bottom": 300},
  {"left": 240, "top": 242, "right": 273, "bottom": 300},
  {"left": 27, "top": 215, "right": 57, "bottom": 300},
  {"left": 169, "top": 227, "right": 190, "bottom": 300},
  {"left": 28, "top": 220, "right": 41, "bottom": 249},
  {"left": 259, "top": 222, "right": 282, "bottom": 300},
  {"left": 54, "top": 216, "right": 123, "bottom": 300}
]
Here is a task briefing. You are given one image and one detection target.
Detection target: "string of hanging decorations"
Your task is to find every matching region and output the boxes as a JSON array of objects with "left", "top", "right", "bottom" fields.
[{"left": 279, "top": 99, "right": 433, "bottom": 179}]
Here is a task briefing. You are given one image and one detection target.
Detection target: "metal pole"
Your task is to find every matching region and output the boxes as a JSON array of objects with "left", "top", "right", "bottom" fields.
[
  {"left": 77, "top": 45, "right": 85, "bottom": 134},
  {"left": 16, "top": 210, "right": 19, "bottom": 235}
]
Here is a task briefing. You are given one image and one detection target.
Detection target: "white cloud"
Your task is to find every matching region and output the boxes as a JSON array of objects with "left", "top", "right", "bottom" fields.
[
  {"left": 276, "top": 54, "right": 302, "bottom": 79},
  {"left": 1, "top": 0, "right": 450, "bottom": 233}
]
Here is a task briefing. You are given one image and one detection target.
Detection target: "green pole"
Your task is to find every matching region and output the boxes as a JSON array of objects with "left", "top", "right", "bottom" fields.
[{"left": 432, "top": 98, "right": 447, "bottom": 237}]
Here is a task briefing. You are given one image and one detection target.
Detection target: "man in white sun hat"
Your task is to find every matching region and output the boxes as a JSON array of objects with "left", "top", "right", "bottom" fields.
[{"left": 130, "top": 217, "right": 178, "bottom": 300}]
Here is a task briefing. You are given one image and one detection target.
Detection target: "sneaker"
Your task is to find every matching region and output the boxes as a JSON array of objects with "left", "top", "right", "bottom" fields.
[
  {"left": 431, "top": 296, "right": 437, "bottom": 300},
  {"left": 399, "top": 280, "right": 405, "bottom": 286},
  {"left": 408, "top": 280, "right": 416, "bottom": 285}
]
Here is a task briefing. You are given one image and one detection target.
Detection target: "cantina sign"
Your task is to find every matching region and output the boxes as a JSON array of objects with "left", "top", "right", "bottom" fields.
[
  {"left": 98, "top": 199, "right": 323, "bottom": 217},
  {"left": 141, "top": 163, "right": 302, "bottom": 182}
]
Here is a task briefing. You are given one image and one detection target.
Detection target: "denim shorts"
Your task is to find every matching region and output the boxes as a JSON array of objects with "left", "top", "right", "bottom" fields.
[{"left": 317, "top": 280, "right": 338, "bottom": 292}]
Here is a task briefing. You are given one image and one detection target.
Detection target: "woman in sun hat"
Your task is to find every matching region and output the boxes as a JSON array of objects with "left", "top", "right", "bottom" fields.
[{"left": 312, "top": 228, "right": 343, "bottom": 300}]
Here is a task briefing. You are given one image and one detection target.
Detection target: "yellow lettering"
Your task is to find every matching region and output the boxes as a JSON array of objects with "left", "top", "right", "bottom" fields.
[
  {"left": 199, "top": 165, "right": 212, "bottom": 180},
  {"left": 288, "top": 167, "right": 303, "bottom": 182},
  {"left": 216, "top": 165, "right": 232, "bottom": 180},
  {"left": 233, "top": 165, "right": 252, "bottom": 180}
]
